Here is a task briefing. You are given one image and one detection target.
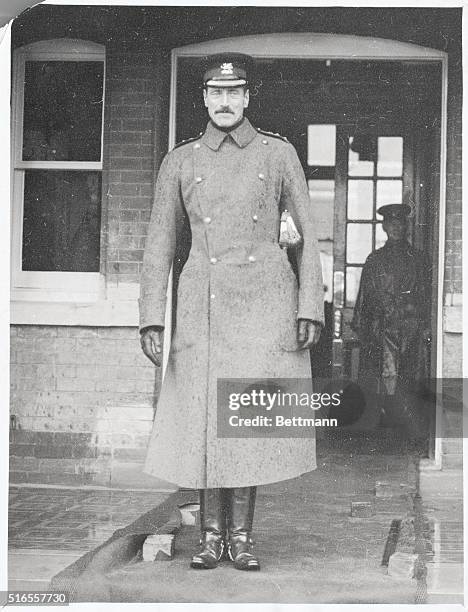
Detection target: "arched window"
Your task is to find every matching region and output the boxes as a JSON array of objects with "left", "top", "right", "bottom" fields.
[{"left": 11, "top": 39, "right": 105, "bottom": 301}]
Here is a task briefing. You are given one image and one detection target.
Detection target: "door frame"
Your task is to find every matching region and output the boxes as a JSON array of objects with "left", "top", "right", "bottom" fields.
[{"left": 168, "top": 32, "right": 448, "bottom": 467}]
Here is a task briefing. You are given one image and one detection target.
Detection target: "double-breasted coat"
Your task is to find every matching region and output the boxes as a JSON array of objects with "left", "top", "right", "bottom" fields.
[{"left": 139, "top": 118, "right": 324, "bottom": 489}]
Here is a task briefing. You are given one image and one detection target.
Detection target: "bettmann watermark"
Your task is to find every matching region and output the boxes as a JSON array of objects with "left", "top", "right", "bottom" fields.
[{"left": 217, "top": 378, "right": 340, "bottom": 438}]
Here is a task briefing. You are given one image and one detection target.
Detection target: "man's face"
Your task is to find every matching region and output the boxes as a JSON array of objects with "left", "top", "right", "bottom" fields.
[
  {"left": 382, "top": 217, "right": 407, "bottom": 242},
  {"left": 203, "top": 86, "right": 249, "bottom": 128}
]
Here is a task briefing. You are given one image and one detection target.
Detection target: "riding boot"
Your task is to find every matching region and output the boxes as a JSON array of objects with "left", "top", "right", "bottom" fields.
[
  {"left": 226, "top": 486, "right": 260, "bottom": 571},
  {"left": 190, "top": 488, "right": 227, "bottom": 569}
]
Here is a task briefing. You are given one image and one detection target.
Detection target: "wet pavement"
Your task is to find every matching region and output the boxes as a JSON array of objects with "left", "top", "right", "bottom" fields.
[
  {"left": 8, "top": 487, "right": 169, "bottom": 591},
  {"left": 9, "top": 487, "right": 169, "bottom": 551},
  {"left": 7, "top": 433, "right": 463, "bottom": 604}
]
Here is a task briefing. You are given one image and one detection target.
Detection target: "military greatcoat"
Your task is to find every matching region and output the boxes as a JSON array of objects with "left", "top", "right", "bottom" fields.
[
  {"left": 351, "top": 240, "right": 431, "bottom": 396},
  {"left": 139, "top": 118, "right": 324, "bottom": 489}
]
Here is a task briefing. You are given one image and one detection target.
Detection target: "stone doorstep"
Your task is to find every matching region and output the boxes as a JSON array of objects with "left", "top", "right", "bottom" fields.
[
  {"left": 387, "top": 552, "right": 419, "bottom": 579},
  {"left": 142, "top": 479, "right": 417, "bottom": 565},
  {"left": 142, "top": 534, "right": 175, "bottom": 561},
  {"left": 178, "top": 503, "right": 200, "bottom": 526},
  {"left": 141, "top": 502, "right": 201, "bottom": 561}
]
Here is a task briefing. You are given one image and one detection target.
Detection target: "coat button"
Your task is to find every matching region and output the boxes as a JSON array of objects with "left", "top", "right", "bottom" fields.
[
  {"left": 262, "top": 139, "right": 268, "bottom": 145},
  {"left": 258, "top": 173, "right": 265, "bottom": 180},
  {"left": 194, "top": 143, "right": 201, "bottom": 149},
  {"left": 204, "top": 216, "right": 212, "bottom": 224},
  {"left": 252, "top": 214, "right": 258, "bottom": 222},
  {"left": 248, "top": 255, "right": 256, "bottom": 263},
  {"left": 210, "top": 293, "right": 216, "bottom": 300},
  {"left": 210, "top": 257, "right": 217, "bottom": 264},
  {"left": 195, "top": 176, "right": 203, "bottom": 183}
]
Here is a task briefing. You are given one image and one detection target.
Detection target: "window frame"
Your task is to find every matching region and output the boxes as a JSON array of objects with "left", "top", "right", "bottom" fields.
[
  {"left": 11, "top": 39, "right": 106, "bottom": 302},
  {"left": 344, "top": 133, "right": 408, "bottom": 306}
]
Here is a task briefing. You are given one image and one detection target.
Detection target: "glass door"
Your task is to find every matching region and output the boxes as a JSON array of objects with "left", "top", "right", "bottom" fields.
[{"left": 332, "top": 127, "right": 414, "bottom": 380}]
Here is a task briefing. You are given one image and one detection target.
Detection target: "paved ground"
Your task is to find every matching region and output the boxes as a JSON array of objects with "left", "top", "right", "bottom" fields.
[
  {"left": 90, "top": 448, "right": 418, "bottom": 604},
  {"left": 419, "top": 466, "right": 463, "bottom": 604},
  {"left": 8, "top": 487, "right": 170, "bottom": 551},
  {"left": 7, "top": 432, "right": 463, "bottom": 604},
  {"left": 8, "top": 487, "right": 169, "bottom": 591}
]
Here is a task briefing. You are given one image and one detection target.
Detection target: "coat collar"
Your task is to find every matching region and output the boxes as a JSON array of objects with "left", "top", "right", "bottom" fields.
[
  {"left": 201, "top": 117, "right": 258, "bottom": 150},
  {"left": 383, "top": 239, "right": 412, "bottom": 251}
]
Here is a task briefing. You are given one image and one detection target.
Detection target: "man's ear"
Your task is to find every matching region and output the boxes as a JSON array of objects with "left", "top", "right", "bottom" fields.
[
  {"left": 203, "top": 88, "right": 208, "bottom": 108},
  {"left": 244, "top": 88, "right": 250, "bottom": 109}
]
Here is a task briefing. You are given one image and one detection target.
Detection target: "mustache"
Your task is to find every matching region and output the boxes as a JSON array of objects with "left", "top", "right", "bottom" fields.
[{"left": 216, "top": 107, "right": 234, "bottom": 114}]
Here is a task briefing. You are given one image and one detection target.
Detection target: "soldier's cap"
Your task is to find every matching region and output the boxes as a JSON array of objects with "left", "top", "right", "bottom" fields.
[
  {"left": 203, "top": 52, "right": 253, "bottom": 88},
  {"left": 377, "top": 203, "right": 411, "bottom": 220}
]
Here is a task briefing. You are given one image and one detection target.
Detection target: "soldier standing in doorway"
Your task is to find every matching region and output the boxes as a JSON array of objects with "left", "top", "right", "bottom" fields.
[
  {"left": 351, "top": 203, "right": 432, "bottom": 432},
  {"left": 139, "top": 53, "right": 324, "bottom": 571}
]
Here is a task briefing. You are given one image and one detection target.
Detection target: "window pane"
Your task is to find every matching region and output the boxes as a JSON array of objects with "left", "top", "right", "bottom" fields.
[
  {"left": 375, "top": 222, "right": 387, "bottom": 249},
  {"left": 346, "top": 266, "right": 363, "bottom": 307},
  {"left": 348, "top": 180, "right": 373, "bottom": 220},
  {"left": 307, "top": 125, "right": 336, "bottom": 166},
  {"left": 346, "top": 224, "right": 372, "bottom": 264},
  {"left": 376, "top": 179, "right": 402, "bottom": 211},
  {"left": 308, "top": 179, "right": 335, "bottom": 240},
  {"left": 348, "top": 136, "right": 374, "bottom": 176},
  {"left": 22, "top": 170, "right": 101, "bottom": 272},
  {"left": 22, "top": 61, "right": 104, "bottom": 162},
  {"left": 377, "top": 137, "right": 403, "bottom": 177}
]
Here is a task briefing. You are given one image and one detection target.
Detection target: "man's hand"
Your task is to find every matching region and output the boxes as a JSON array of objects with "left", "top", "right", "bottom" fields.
[
  {"left": 297, "top": 319, "right": 322, "bottom": 349},
  {"left": 140, "top": 327, "right": 164, "bottom": 367}
]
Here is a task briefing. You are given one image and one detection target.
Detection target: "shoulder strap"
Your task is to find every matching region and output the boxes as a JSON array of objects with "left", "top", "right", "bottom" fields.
[
  {"left": 256, "top": 127, "right": 289, "bottom": 143},
  {"left": 173, "top": 132, "right": 204, "bottom": 150}
]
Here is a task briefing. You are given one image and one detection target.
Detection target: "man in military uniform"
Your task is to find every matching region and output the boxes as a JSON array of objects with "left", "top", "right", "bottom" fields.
[
  {"left": 139, "top": 53, "right": 324, "bottom": 571},
  {"left": 351, "top": 204, "right": 431, "bottom": 431}
]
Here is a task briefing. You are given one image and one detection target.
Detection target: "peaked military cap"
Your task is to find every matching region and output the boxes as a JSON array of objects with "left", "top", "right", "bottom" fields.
[
  {"left": 377, "top": 203, "right": 411, "bottom": 220},
  {"left": 203, "top": 52, "right": 253, "bottom": 87}
]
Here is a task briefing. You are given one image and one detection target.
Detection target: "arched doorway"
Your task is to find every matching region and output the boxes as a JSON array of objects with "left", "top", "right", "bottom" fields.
[{"left": 168, "top": 33, "right": 448, "bottom": 463}]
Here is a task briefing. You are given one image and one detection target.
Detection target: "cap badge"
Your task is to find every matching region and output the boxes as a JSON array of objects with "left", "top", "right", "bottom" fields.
[{"left": 220, "top": 62, "right": 234, "bottom": 74}]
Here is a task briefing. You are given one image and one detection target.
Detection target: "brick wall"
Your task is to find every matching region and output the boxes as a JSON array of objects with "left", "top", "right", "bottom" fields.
[
  {"left": 9, "top": 49, "right": 171, "bottom": 488},
  {"left": 102, "top": 52, "right": 160, "bottom": 289},
  {"left": 444, "top": 53, "right": 463, "bottom": 299},
  {"left": 10, "top": 326, "right": 160, "bottom": 487},
  {"left": 441, "top": 50, "right": 462, "bottom": 385}
]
